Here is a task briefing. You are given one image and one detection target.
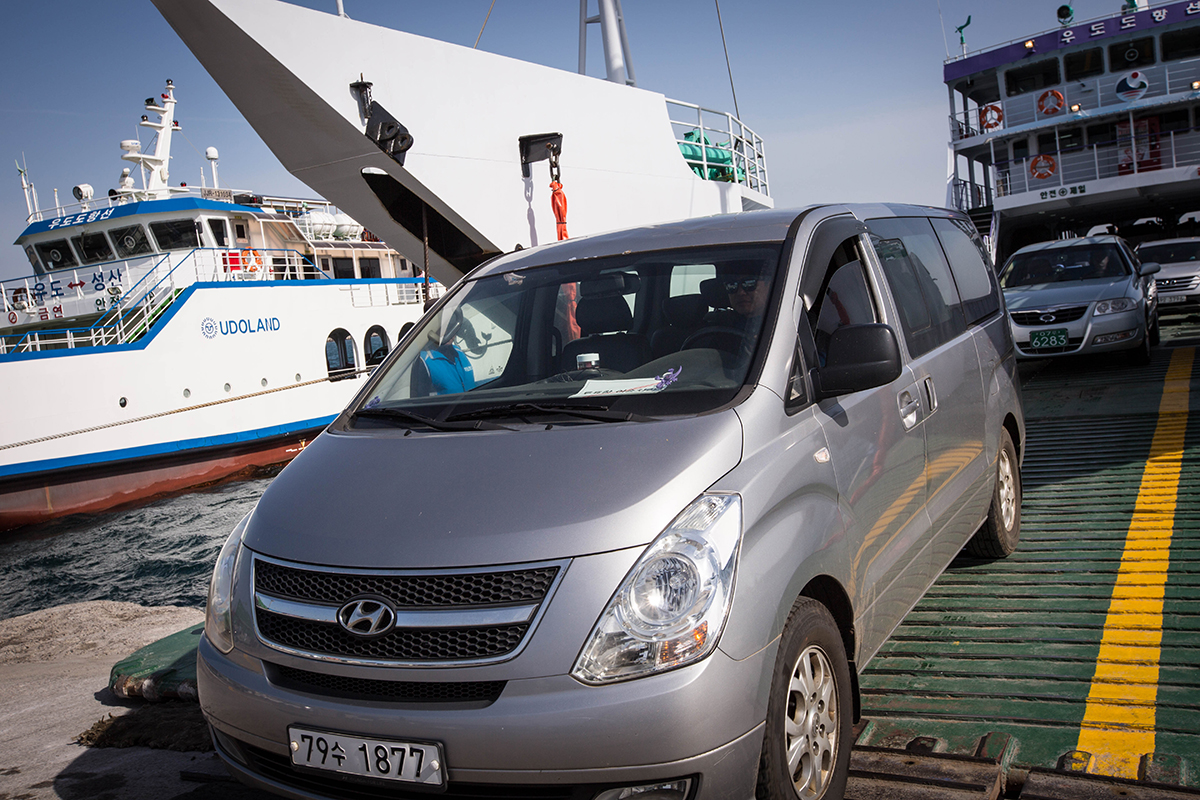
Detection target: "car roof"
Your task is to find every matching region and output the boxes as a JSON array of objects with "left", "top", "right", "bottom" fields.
[
  {"left": 1137, "top": 237, "right": 1200, "bottom": 248},
  {"left": 469, "top": 203, "right": 967, "bottom": 279},
  {"left": 1011, "top": 236, "right": 1124, "bottom": 258}
]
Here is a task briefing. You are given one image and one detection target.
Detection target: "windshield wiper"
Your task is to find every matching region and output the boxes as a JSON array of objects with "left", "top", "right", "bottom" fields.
[
  {"left": 446, "top": 402, "right": 654, "bottom": 424},
  {"left": 352, "top": 407, "right": 513, "bottom": 431}
]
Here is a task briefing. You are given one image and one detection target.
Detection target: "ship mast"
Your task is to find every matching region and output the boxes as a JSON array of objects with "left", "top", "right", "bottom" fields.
[{"left": 578, "top": 0, "right": 637, "bottom": 87}]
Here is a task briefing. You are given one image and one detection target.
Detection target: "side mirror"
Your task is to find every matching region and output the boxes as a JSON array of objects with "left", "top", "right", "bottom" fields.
[
  {"left": 813, "top": 324, "right": 903, "bottom": 400},
  {"left": 1138, "top": 261, "right": 1161, "bottom": 276}
]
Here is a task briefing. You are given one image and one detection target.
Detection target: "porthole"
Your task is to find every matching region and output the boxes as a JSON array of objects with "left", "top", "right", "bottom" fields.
[
  {"left": 224, "top": 383, "right": 231, "bottom": 393},
  {"left": 119, "top": 397, "right": 127, "bottom": 408},
  {"left": 261, "top": 378, "right": 268, "bottom": 387},
  {"left": 295, "top": 373, "right": 302, "bottom": 382},
  {"left": 183, "top": 388, "right": 191, "bottom": 398}
]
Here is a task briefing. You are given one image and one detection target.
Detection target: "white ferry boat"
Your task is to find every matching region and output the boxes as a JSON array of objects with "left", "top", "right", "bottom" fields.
[
  {"left": 150, "top": 0, "right": 773, "bottom": 288},
  {"left": 0, "top": 82, "right": 433, "bottom": 530},
  {"left": 945, "top": 0, "right": 1200, "bottom": 262}
]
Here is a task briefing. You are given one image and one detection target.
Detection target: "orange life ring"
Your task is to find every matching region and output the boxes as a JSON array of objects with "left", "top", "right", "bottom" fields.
[
  {"left": 1037, "top": 89, "right": 1065, "bottom": 115},
  {"left": 242, "top": 249, "right": 263, "bottom": 272},
  {"left": 1030, "top": 154, "right": 1057, "bottom": 180},
  {"left": 979, "top": 104, "right": 1004, "bottom": 131}
]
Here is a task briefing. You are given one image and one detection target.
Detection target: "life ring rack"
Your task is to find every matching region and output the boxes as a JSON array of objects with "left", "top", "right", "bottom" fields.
[
  {"left": 1038, "top": 89, "right": 1065, "bottom": 116},
  {"left": 241, "top": 249, "right": 263, "bottom": 273},
  {"left": 979, "top": 104, "right": 1004, "bottom": 131},
  {"left": 1030, "top": 154, "right": 1057, "bottom": 180}
]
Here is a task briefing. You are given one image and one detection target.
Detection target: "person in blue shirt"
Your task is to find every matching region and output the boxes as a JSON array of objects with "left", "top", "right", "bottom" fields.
[{"left": 412, "top": 308, "right": 476, "bottom": 396}]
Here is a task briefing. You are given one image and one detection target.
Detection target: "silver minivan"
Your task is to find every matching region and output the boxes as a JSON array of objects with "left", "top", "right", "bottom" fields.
[{"left": 201, "top": 205, "right": 1024, "bottom": 800}]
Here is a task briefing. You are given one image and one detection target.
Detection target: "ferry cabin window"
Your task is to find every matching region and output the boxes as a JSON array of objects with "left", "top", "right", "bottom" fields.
[
  {"left": 149, "top": 219, "right": 201, "bottom": 251},
  {"left": 34, "top": 239, "right": 77, "bottom": 271},
  {"left": 1160, "top": 109, "right": 1191, "bottom": 133},
  {"left": 1064, "top": 47, "right": 1105, "bottom": 81},
  {"left": 1163, "top": 27, "right": 1200, "bottom": 61},
  {"left": 365, "top": 325, "right": 391, "bottom": 366},
  {"left": 1087, "top": 122, "right": 1117, "bottom": 146},
  {"left": 207, "top": 218, "right": 228, "bottom": 248},
  {"left": 867, "top": 217, "right": 966, "bottom": 358},
  {"left": 111, "top": 224, "right": 152, "bottom": 258},
  {"left": 1110, "top": 37, "right": 1155, "bottom": 69},
  {"left": 931, "top": 218, "right": 1000, "bottom": 326},
  {"left": 325, "top": 328, "right": 357, "bottom": 381},
  {"left": 360, "top": 257, "right": 381, "bottom": 279},
  {"left": 331, "top": 257, "right": 355, "bottom": 279},
  {"left": 70, "top": 232, "right": 114, "bottom": 265},
  {"left": 1005, "top": 59, "right": 1061, "bottom": 97},
  {"left": 1012, "top": 138, "right": 1030, "bottom": 161},
  {"left": 1038, "top": 128, "right": 1082, "bottom": 155},
  {"left": 234, "top": 222, "right": 248, "bottom": 243}
]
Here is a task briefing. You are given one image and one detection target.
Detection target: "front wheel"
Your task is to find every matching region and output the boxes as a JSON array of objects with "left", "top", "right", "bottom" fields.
[
  {"left": 965, "top": 427, "right": 1021, "bottom": 558},
  {"left": 756, "top": 599, "right": 852, "bottom": 800}
]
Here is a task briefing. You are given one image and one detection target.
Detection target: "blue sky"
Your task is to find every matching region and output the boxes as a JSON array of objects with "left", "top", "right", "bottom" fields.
[{"left": 0, "top": 0, "right": 1136, "bottom": 279}]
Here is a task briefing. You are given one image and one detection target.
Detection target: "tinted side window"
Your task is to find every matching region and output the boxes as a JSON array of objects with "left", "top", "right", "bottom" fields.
[
  {"left": 868, "top": 217, "right": 966, "bottom": 358},
  {"left": 149, "top": 219, "right": 200, "bottom": 251},
  {"left": 931, "top": 218, "right": 1000, "bottom": 326},
  {"left": 810, "top": 241, "right": 878, "bottom": 366}
]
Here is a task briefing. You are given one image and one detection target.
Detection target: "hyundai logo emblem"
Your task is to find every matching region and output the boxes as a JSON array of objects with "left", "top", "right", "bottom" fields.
[
  {"left": 337, "top": 597, "right": 396, "bottom": 637},
  {"left": 1039, "top": 313, "right": 1057, "bottom": 323}
]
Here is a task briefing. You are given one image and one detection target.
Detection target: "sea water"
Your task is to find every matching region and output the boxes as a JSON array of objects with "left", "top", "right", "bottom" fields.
[{"left": 0, "top": 472, "right": 277, "bottom": 621}]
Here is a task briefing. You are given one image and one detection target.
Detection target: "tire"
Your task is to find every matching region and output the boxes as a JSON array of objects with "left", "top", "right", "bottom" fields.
[
  {"left": 1127, "top": 330, "right": 1152, "bottom": 366},
  {"left": 965, "top": 428, "right": 1021, "bottom": 558},
  {"left": 756, "top": 598, "right": 852, "bottom": 800}
]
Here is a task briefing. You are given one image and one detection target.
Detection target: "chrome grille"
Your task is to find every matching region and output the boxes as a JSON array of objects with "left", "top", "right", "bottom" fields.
[
  {"left": 1156, "top": 275, "right": 1199, "bottom": 292},
  {"left": 252, "top": 557, "right": 561, "bottom": 666},
  {"left": 1010, "top": 305, "right": 1088, "bottom": 326}
]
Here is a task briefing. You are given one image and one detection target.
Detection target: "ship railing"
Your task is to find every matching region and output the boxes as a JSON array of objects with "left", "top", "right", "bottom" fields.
[
  {"left": 666, "top": 99, "right": 769, "bottom": 197},
  {"left": 0, "top": 252, "right": 171, "bottom": 328},
  {"left": 0, "top": 248, "right": 328, "bottom": 354},
  {"left": 951, "top": 179, "right": 990, "bottom": 212},
  {"left": 22, "top": 186, "right": 260, "bottom": 224},
  {"left": 993, "top": 126, "right": 1200, "bottom": 198},
  {"left": 949, "top": 54, "right": 1200, "bottom": 141}
]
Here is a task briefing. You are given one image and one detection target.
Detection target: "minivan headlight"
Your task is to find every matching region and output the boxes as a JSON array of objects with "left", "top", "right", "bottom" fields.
[
  {"left": 572, "top": 494, "right": 741, "bottom": 685},
  {"left": 205, "top": 512, "right": 250, "bottom": 654},
  {"left": 1095, "top": 298, "right": 1136, "bottom": 315}
]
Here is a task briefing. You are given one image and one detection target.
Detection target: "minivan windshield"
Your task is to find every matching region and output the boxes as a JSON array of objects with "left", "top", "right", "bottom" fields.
[
  {"left": 999, "top": 244, "right": 1129, "bottom": 288},
  {"left": 353, "top": 243, "right": 783, "bottom": 425}
]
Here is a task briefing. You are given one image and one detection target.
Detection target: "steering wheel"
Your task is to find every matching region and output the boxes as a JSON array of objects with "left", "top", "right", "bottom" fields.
[{"left": 682, "top": 326, "right": 744, "bottom": 353}]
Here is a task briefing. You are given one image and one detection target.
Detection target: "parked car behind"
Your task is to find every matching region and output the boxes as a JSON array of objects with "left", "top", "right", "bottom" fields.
[
  {"left": 999, "top": 235, "right": 1160, "bottom": 363},
  {"left": 1136, "top": 237, "right": 1200, "bottom": 313},
  {"left": 200, "top": 205, "right": 1024, "bottom": 800}
]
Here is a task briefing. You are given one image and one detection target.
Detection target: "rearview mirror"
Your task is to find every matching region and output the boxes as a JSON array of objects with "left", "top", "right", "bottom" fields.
[
  {"left": 813, "top": 324, "right": 902, "bottom": 400},
  {"left": 1138, "top": 261, "right": 1161, "bottom": 276}
]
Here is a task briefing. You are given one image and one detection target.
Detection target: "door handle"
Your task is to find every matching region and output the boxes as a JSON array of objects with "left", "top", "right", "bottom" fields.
[
  {"left": 923, "top": 376, "right": 938, "bottom": 412},
  {"left": 898, "top": 389, "right": 921, "bottom": 430}
]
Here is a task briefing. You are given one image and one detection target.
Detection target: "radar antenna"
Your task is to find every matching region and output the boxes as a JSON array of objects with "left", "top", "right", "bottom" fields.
[{"left": 955, "top": 16, "right": 971, "bottom": 56}]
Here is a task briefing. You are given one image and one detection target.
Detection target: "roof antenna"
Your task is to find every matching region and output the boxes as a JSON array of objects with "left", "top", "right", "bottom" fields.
[
  {"left": 714, "top": 0, "right": 740, "bottom": 120},
  {"left": 935, "top": 0, "right": 950, "bottom": 58}
]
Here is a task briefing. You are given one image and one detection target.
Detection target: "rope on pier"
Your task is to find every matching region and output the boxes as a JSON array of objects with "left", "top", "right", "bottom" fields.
[{"left": 0, "top": 368, "right": 376, "bottom": 452}]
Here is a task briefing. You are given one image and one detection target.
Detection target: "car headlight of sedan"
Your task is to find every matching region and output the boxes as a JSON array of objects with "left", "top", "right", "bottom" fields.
[
  {"left": 206, "top": 511, "right": 250, "bottom": 654},
  {"left": 572, "top": 494, "right": 742, "bottom": 685},
  {"left": 1094, "top": 297, "right": 1136, "bottom": 315}
]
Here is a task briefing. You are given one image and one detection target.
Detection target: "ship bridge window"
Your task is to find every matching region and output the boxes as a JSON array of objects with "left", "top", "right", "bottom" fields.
[
  {"left": 325, "top": 328, "right": 358, "bottom": 381},
  {"left": 360, "top": 257, "right": 381, "bottom": 279},
  {"left": 331, "top": 257, "right": 355, "bottom": 279},
  {"left": 23, "top": 245, "right": 40, "bottom": 274},
  {"left": 149, "top": 219, "right": 201, "bottom": 251},
  {"left": 70, "top": 231, "right": 115, "bottom": 264},
  {"left": 1064, "top": 48, "right": 1105, "bottom": 81},
  {"left": 207, "top": 218, "right": 229, "bottom": 247},
  {"left": 1163, "top": 28, "right": 1200, "bottom": 61},
  {"left": 1110, "top": 37, "right": 1155, "bottom": 69},
  {"left": 34, "top": 239, "right": 77, "bottom": 271},
  {"left": 365, "top": 325, "right": 390, "bottom": 366},
  {"left": 1005, "top": 58, "right": 1061, "bottom": 97},
  {"left": 111, "top": 224, "right": 152, "bottom": 258}
]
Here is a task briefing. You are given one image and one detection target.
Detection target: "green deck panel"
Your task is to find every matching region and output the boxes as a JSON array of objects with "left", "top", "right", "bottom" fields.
[
  {"left": 109, "top": 622, "right": 203, "bottom": 701},
  {"left": 858, "top": 345, "right": 1200, "bottom": 784}
]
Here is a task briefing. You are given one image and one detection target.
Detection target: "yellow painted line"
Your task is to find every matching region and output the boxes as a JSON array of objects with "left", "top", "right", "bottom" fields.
[{"left": 1075, "top": 347, "right": 1194, "bottom": 777}]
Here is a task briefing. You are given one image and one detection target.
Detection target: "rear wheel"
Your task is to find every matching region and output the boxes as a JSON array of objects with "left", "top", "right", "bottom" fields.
[
  {"left": 757, "top": 599, "right": 852, "bottom": 800},
  {"left": 965, "top": 428, "right": 1021, "bottom": 558}
]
